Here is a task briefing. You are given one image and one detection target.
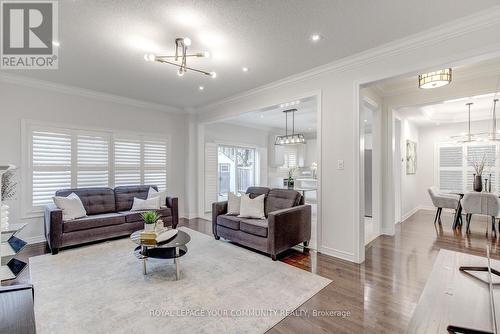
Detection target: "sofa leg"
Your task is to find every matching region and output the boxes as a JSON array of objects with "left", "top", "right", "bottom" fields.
[
  {"left": 271, "top": 254, "right": 277, "bottom": 261},
  {"left": 303, "top": 241, "right": 309, "bottom": 247},
  {"left": 214, "top": 235, "right": 220, "bottom": 240},
  {"left": 51, "top": 248, "right": 59, "bottom": 255}
]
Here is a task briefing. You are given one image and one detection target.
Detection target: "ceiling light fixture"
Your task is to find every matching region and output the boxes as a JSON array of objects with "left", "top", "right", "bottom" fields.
[
  {"left": 275, "top": 109, "right": 306, "bottom": 146},
  {"left": 144, "top": 37, "right": 215, "bottom": 78},
  {"left": 418, "top": 68, "right": 452, "bottom": 89},
  {"left": 242, "top": 67, "right": 249, "bottom": 72},
  {"left": 311, "top": 34, "right": 321, "bottom": 42},
  {"left": 451, "top": 103, "right": 477, "bottom": 143},
  {"left": 199, "top": 86, "right": 204, "bottom": 91}
]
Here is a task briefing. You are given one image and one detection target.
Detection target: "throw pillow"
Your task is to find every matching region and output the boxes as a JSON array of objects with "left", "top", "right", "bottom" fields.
[
  {"left": 238, "top": 194, "right": 265, "bottom": 219},
  {"left": 131, "top": 196, "right": 160, "bottom": 211},
  {"left": 227, "top": 192, "right": 241, "bottom": 215},
  {"left": 147, "top": 187, "right": 167, "bottom": 206},
  {"left": 53, "top": 193, "right": 87, "bottom": 221}
]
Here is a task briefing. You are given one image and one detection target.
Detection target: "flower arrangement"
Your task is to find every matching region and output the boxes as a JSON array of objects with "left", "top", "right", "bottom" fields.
[
  {"left": 467, "top": 152, "right": 489, "bottom": 176},
  {"left": 287, "top": 167, "right": 297, "bottom": 189}
]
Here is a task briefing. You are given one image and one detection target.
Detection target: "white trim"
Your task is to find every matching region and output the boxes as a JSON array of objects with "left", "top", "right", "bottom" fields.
[
  {"left": 0, "top": 73, "right": 183, "bottom": 114},
  {"left": 400, "top": 206, "right": 420, "bottom": 222},
  {"left": 24, "top": 235, "right": 47, "bottom": 245},
  {"left": 319, "top": 246, "right": 356, "bottom": 263},
  {"left": 195, "top": 6, "right": 500, "bottom": 115}
]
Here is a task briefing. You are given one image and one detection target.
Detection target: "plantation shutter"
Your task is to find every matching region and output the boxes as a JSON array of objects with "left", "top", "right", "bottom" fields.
[
  {"left": 283, "top": 146, "right": 298, "bottom": 169},
  {"left": 205, "top": 143, "right": 217, "bottom": 212},
  {"left": 77, "top": 133, "right": 109, "bottom": 187},
  {"left": 438, "top": 146, "right": 463, "bottom": 192},
  {"left": 32, "top": 130, "right": 72, "bottom": 207},
  {"left": 144, "top": 139, "right": 167, "bottom": 191},
  {"left": 114, "top": 138, "right": 141, "bottom": 187}
]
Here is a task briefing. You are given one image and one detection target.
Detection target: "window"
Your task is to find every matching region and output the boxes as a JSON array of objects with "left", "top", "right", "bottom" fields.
[
  {"left": 26, "top": 123, "right": 168, "bottom": 211},
  {"left": 438, "top": 143, "right": 497, "bottom": 193},
  {"left": 216, "top": 145, "right": 256, "bottom": 201},
  {"left": 283, "top": 146, "right": 298, "bottom": 169}
]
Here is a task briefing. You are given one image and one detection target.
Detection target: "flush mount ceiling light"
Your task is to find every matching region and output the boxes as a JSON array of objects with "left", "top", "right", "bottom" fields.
[
  {"left": 275, "top": 109, "right": 306, "bottom": 145},
  {"left": 144, "top": 37, "right": 216, "bottom": 78},
  {"left": 418, "top": 68, "right": 452, "bottom": 89}
]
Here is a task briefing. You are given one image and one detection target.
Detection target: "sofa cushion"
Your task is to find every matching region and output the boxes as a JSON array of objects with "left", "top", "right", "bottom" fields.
[
  {"left": 240, "top": 218, "right": 268, "bottom": 237},
  {"left": 63, "top": 213, "right": 125, "bottom": 233},
  {"left": 246, "top": 187, "right": 270, "bottom": 199},
  {"left": 265, "top": 189, "right": 301, "bottom": 216},
  {"left": 56, "top": 187, "right": 116, "bottom": 215},
  {"left": 216, "top": 215, "right": 241, "bottom": 230},
  {"left": 115, "top": 185, "right": 157, "bottom": 212},
  {"left": 119, "top": 207, "right": 172, "bottom": 223}
]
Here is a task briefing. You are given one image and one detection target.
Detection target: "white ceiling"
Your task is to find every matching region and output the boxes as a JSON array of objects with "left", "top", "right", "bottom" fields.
[
  {"left": 398, "top": 92, "right": 500, "bottom": 127},
  {"left": 223, "top": 96, "right": 317, "bottom": 133},
  {"left": 3, "top": 0, "right": 499, "bottom": 109},
  {"left": 372, "top": 58, "right": 500, "bottom": 127}
]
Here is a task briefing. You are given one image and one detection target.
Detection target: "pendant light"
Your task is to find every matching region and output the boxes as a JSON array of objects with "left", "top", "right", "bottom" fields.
[
  {"left": 274, "top": 109, "right": 306, "bottom": 145},
  {"left": 451, "top": 102, "right": 477, "bottom": 143}
]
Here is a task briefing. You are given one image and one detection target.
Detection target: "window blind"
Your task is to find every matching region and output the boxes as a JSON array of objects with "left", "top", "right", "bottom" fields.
[
  {"left": 27, "top": 123, "right": 168, "bottom": 211},
  {"left": 32, "top": 130, "right": 72, "bottom": 206},
  {"left": 283, "top": 146, "right": 298, "bottom": 169},
  {"left": 114, "top": 138, "right": 141, "bottom": 187},
  {"left": 77, "top": 134, "right": 109, "bottom": 187}
]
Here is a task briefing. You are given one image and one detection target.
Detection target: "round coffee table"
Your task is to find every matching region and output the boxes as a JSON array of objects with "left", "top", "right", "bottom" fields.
[{"left": 130, "top": 229, "right": 191, "bottom": 280}]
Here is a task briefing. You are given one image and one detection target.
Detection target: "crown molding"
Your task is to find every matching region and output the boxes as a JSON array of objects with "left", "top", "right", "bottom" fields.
[
  {"left": 195, "top": 5, "right": 500, "bottom": 114},
  {"left": 0, "top": 73, "right": 183, "bottom": 114}
]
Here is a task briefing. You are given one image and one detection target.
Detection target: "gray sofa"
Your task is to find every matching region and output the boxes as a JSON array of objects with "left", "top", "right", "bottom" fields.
[
  {"left": 44, "top": 185, "right": 178, "bottom": 254},
  {"left": 212, "top": 187, "right": 311, "bottom": 260}
]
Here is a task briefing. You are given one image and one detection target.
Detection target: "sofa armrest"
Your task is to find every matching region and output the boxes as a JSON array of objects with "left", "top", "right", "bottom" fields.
[
  {"left": 212, "top": 201, "right": 228, "bottom": 237},
  {"left": 44, "top": 203, "right": 63, "bottom": 254},
  {"left": 267, "top": 205, "right": 311, "bottom": 257},
  {"left": 165, "top": 197, "right": 179, "bottom": 228}
]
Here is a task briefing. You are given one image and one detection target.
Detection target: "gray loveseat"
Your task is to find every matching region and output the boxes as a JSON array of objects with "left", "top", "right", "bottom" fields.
[
  {"left": 44, "top": 185, "right": 178, "bottom": 254},
  {"left": 212, "top": 187, "right": 311, "bottom": 260}
]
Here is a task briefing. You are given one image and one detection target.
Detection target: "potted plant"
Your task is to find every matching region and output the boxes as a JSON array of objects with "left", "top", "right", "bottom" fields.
[
  {"left": 141, "top": 211, "right": 159, "bottom": 232},
  {"left": 467, "top": 152, "right": 488, "bottom": 192},
  {"left": 287, "top": 167, "right": 297, "bottom": 189}
]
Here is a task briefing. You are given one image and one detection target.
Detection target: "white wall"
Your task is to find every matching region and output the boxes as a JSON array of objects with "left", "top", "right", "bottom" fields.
[
  {"left": 193, "top": 9, "right": 500, "bottom": 263},
  {"left": 0, "top": 80, "right": 188, "bottom": 243}
]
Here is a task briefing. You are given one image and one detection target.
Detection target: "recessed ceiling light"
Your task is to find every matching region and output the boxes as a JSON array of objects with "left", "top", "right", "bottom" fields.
[
  {"left": 52, "top": 40, "right": 60, "bottom": 47},
  {"left": 310, "top": 34, "right": 321, "bottom": 42},
  {"left": 242, "top": 67, "right": 249, "bottom": 72},
  {"left": 199, "top": 86, "right": 204, "bottom": 91}
]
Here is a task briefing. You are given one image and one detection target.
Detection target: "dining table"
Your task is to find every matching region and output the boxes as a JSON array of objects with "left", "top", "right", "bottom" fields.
[{"left": 451, "top": 191, "right": 500, "bottom": 229}]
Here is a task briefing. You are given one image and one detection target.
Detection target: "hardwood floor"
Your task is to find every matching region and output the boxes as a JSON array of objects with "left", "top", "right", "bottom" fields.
[{"left": 5, "top": 210, "right": 500, "bottom": 333}]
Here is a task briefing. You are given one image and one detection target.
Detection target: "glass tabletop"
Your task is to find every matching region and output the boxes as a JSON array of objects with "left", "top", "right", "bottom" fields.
[{"left": 130, "top": 229, "right": 191, "bottom": 248}]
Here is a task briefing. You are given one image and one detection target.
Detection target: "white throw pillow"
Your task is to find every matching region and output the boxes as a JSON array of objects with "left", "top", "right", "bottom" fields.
[
  {"left": 53, "top": 193, "right": 87, "bottom": 221},
  {"left": 238, "top": 194, "right": 265, "bottom": 219},
  {"left": 147, "top": 187, "right": 167, "bottom": 206},
  {"left": 227, "top": 192, "right": 241, "bottom": 215},
  {"left": 131, "top": 196, "right": 160, "bottom": 211}
]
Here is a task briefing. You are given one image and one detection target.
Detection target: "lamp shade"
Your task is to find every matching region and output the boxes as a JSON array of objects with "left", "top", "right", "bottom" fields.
[{"left": 418, "top": 69, "right": 452, "bottom": 89}]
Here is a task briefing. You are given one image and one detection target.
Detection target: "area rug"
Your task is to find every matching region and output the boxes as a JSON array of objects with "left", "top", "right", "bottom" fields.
[{"left": 30, "top": 227, "right": 331, "bottom": 333}]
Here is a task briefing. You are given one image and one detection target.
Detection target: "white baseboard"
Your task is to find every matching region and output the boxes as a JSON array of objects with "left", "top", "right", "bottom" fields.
[
  {"left": 401, "top": 207, "right": 420, "bottom": 222},
  {"left": 318, "top": 245, "right": 357, "bottom": 263},
  {"left": 24, "top": 235, "right": 46, "bottom": 244}
]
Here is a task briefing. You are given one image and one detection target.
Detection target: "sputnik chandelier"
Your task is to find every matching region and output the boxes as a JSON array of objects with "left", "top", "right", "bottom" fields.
[{"left": 144, "top": 37, "right": 216, "bottom": 78}]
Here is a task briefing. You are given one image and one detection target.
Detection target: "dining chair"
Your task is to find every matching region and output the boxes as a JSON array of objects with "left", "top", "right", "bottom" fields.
[
  {"left": 461, "top": 192, "right": 500, "bottom": 237},
  {"left": 427, "top": 187, "right": 461, "bottom": 225}
]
